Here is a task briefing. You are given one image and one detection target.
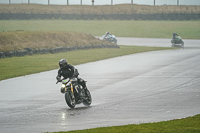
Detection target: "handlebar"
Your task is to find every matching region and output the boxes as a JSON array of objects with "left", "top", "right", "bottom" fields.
[
  {"left": 56, "top": 80, "right": 62, "bottom": 84},
  {"left": 56, "top": 76, "right": 77, "bottom": 84}
]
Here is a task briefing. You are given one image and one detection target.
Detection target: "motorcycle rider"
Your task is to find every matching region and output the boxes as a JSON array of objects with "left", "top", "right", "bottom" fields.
[
  {"left": 173, "top": 32, "right": 179, "bottom": 40},
  {"left": 56, "top": 59, "right": 88, "bottom": 98},
  {"left": 105, "top": 31, "right": 111, "bottom": 38}
]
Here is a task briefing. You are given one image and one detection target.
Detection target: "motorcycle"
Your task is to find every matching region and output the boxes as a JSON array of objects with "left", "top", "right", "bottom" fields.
[
  {"left": 171, "top": 36, "right": 184, "bottom": 48},
  {"left": 102, "top": 34, "right": 117, "bottom": 44},
  {"left": 56, "top": 76, "right": 92, "bottom": 108}
]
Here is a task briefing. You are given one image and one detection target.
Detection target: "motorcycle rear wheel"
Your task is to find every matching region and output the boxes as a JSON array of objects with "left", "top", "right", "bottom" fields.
[
  {"left": 83, "top": 89, "right": 92, "bottom": 106},
  {"left": 65, "top": 91, "right": 76, "bottom": 108}
]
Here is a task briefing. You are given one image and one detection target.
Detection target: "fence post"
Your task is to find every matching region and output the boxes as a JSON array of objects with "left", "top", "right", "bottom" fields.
[
  {"left": 131, "top": 0, "right": 133, "bottom": 4},
  {"left": 92, "top": 0, "right": 94, "bottom": 6}
]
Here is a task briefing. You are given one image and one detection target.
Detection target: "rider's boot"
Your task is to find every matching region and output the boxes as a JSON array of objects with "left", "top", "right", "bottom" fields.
[
  {"left": 79, "top": 90, "right": 83, "bottom": 98},
  {"left": 84, "top": 87, "right": 88, "bottom": 97}
]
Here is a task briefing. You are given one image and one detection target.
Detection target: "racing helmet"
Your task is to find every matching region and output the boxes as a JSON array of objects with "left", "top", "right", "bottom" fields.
[
  {"left": 106, "top": 31, "right": 110, "bottom": 34},
  {"left": 59, "top": 59, "right": 68, "bottom": 68}
]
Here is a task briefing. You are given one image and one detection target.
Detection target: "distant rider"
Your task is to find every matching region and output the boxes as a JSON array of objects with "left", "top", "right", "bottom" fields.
[
  {"left": 173, "top": 33, "right": 179, "bottom": 40},
  {"left": 105, "top": 31, "right": 111, "bottom": 38},
  {"left": 56, "top": 59, "right": 88, "bottom": 96}
]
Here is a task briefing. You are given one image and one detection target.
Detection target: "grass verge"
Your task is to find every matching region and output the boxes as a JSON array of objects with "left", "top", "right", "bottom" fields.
[
  {"left": 0, "top": 20, "right": 200, "bottom": 39},
  {"left": 0, "top": 45, "right": 175, "bottom": 81},
  {"left": 0, "top": 31, "right": 113, "bottom": 52},
  {"left": 54, "top": 114, "right": 200, "bottom": 133}
]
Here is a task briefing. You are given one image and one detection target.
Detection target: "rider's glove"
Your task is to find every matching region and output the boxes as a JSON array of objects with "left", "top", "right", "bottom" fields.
[{"left": 57, "top": 77, "right": 62, "bottom": 82}]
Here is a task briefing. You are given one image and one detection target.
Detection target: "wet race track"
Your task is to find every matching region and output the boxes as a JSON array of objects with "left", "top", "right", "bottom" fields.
[{"left": 0, "top": 38, "right": 200, "bottom": 133}]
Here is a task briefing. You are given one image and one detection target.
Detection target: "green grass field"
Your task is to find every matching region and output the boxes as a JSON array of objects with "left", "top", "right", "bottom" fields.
[
  {"left": 0, "top": 45, "right": 174, "bottom": 81},
  {"left": 0, "top": 20, "right": 200, "bottom": 39}
]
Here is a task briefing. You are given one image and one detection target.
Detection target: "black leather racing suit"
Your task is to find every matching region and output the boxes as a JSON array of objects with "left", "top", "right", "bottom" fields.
[{"left": 56, "top": 64, "right": 87, "bottom": 89}]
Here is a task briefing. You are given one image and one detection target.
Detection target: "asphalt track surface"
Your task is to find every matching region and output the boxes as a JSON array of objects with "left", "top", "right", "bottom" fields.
[{"left": 0, "top": 38, "right": 200, "bottom": 133}]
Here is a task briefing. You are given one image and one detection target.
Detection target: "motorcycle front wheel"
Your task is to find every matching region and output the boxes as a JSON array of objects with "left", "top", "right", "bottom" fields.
[
  {"left": 114, "top": 39, "right": 117, "bottom": 44},
  {"left": 83, "top": 89, "right": 92, "bottom": 106},
  {"left": 181, "top": 41, "right": 184, "bottom": 48},
  {"left": 171, "top": 40, "right": 175, "bottom": 47},
  {"left": 65, "top": 91, "right": 76, "bottom": 108}
]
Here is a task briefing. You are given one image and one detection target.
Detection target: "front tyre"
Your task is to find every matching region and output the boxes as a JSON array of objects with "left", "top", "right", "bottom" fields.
[
  {"left": 65, "top": 91, "right": 76, "bottom": 108},
  {"left": 83, "top": 89, "right": 92, "bottom": 106},
  {"left": 181, "top": 41, "right": 184, "bottom": 48},
  {"left": 114, "top": 39, "right": 117, "bottom": 44},
  {"left": 171, "top": 40, "right": 175, "bottom": 47}
]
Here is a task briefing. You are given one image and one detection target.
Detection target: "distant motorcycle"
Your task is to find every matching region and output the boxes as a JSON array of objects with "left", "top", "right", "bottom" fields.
[
  {"left": 57, "top": 76, "right": 92, "bottom": 108},
  {"left": 171, "top": 36, "right": 184, "bottom": 48},
  {"left": 103, "top": 34, "right": 117, "bottom": 44}
]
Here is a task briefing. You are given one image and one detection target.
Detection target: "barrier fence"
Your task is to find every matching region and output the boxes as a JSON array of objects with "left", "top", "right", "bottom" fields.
[{"left": 2, "top": 0, "right": 194, "bottom": 6}]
